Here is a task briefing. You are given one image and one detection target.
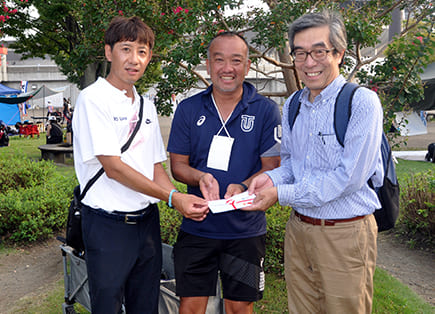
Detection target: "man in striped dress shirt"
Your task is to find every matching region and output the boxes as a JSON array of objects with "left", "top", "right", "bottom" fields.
[{"left": 243, "top": 10, "right": 383, "bottom": 314}]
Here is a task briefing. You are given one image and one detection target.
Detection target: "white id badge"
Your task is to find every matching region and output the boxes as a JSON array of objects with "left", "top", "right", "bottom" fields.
[{"left": 207, "top": 135, "right": 234, "bottom": 171}]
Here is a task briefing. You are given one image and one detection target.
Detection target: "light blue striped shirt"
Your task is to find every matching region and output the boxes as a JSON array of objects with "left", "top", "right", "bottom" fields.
[{"left": 267, "top": 75, "right": 383, "bottom": 219}]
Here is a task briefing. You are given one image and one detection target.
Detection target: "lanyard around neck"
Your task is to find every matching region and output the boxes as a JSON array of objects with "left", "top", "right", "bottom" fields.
[{"left": 211, "top": 94, "right": 234, "bottom": 137}]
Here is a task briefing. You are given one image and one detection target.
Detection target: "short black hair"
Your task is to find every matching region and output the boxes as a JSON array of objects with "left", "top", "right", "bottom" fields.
[
  {"left": 207, "top": 31, "right": 249, "bottom": 59},
  {"left": 104, "top": 16, "right": 155, "bottom": 50}
]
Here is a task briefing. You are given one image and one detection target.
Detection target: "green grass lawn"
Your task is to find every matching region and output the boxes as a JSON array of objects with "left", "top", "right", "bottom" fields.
[
  {"left": 2, "top": 136, "right": 434, "bottom": 313},
  {"left": 2, "top": 134, "right": 75, "bottom": 172},
  {"left": 3, "top": 134, "right": 46, "bottom": 160},
  {"left": 395, "top": 157, "right": 435, "bottom": 179}
]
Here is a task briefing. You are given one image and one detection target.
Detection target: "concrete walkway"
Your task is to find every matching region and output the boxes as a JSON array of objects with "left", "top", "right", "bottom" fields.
[{"left": 392, "top": 151, "right": 428, "bottom": 161}]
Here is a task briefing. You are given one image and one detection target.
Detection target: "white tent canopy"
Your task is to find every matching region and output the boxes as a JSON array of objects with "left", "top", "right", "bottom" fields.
[
  {"left": 30, "top": 85, "right": 67, "bottom": 108},
  {"left": 395, "top": 111, "right": 428, "bottom": 136}
]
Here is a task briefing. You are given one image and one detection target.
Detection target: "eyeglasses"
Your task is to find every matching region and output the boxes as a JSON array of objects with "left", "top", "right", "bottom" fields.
[{"left": 291, "top": 48, "right": 336, "bottom": 62}]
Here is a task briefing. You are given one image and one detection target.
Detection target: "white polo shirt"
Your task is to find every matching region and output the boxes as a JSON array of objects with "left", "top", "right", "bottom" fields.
[{"left": 73, "top": 78, "right": 166, "bottom": 212}]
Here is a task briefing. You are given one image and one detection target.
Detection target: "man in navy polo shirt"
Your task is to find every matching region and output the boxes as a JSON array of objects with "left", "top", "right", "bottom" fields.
[{"left": 167, "top": 32, "right": 281, "bottom": 314}]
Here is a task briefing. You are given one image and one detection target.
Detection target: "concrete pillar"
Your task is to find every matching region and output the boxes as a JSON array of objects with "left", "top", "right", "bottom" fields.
[
  {"left": 389, "top": 7, "right": 403, "bottom": 40},
  {"left": 0, "top": 47, "right": 8, "bottom": 82}
]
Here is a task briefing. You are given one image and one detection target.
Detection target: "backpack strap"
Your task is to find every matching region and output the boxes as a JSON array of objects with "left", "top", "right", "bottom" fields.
[
  {"left": 288, "top": 83, "right": 360, "bottom": 145},
  {"left": 288, "top": 89, "right": 304, "bottom": 130},
  {"left": 334, "top": 82, "right": 360, "bottom": 147}
]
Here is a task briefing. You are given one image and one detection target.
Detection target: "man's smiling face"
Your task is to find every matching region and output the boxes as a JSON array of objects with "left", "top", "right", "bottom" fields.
[
  {"left": 206, "top": 35, "right": 251, "bottom": 95},
  {"left": 104, "top": 40, "right": 152, "bottom": 92},
  {"left": 293, "top": 25, "right": 344, "bottom": 100}
]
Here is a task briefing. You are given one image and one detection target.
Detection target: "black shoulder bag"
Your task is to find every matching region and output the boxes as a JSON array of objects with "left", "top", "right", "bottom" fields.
[{"left": 66, "top": 96, "right": 144, "bottom": 254}]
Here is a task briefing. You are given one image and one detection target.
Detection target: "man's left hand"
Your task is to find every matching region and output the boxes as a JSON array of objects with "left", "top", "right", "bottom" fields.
[{"left": 224, "top": 183, "right": 245, "bottom": 199}]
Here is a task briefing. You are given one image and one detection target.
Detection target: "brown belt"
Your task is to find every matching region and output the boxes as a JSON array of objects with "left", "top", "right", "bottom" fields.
[{"left": 294, "top": 211, "right": 366, "bottom": 226}]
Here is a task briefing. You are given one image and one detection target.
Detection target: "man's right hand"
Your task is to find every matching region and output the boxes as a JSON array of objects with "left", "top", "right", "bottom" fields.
[
  {"left": 172, "top": 192, "right": 209, "bottom": 221},
  {"left": 199, "top": 173, "right": 220, "bottom": 201}
]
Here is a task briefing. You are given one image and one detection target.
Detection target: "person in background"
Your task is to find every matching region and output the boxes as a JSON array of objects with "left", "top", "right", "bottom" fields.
[
  {"left": 244, "top": 10, "right": 383, "bottom": 313},
  {"left": 46, "top": 115, "right": 63, "bottom": 144},
  {"left": 0, "top": 121, "right": 9, "bottom": 147},
  {"left": 63, "top": 98, "right": 71, "bottom": 124},
  {"left": 47, "top": 100, "right": 53, "bottom": 115},
  {"left": 72, "top": 16, "right": 208, "bottom": 314},
  {"left": 167, "top": 31, "right": 281, "bottom": 314},
  {"left": 63, "top": 98, "right": 73, "bottom": 145}
]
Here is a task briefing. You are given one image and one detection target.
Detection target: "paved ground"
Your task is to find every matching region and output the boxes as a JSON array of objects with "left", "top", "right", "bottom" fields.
[{"left": 394, "top": 119, "right": 434, "bottom": 152}]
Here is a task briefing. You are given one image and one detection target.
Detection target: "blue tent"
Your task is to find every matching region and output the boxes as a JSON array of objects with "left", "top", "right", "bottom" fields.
[
  {"left": 0, "top": 83, "right": 20, "bottom": 96},
  {"left": 0, "top": 103, "right": 21, "bottom": 125},
  {"left": 0, "top": 84, "right": 21, "bottom": 125}
]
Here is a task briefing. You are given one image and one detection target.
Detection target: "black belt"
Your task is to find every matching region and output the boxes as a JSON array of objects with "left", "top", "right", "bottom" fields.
[
  {"left": 294, "top": 211, "right": 366, "bottom": 226},
  {"left": 87, "top": 204, "right": 156, "bottom": 225}
]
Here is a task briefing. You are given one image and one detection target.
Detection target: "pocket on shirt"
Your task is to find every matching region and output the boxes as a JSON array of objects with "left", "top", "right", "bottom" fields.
[{"left": 315, "top": 133, "right": 343, "bottom": 167}]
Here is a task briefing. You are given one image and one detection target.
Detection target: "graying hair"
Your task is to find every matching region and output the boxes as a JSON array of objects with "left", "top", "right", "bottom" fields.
[{"left": 288, "top": 10, "right": 347, "bottom": 53}]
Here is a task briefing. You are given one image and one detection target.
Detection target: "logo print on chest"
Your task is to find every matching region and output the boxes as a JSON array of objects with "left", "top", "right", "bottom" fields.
[
  {"left": 241, "top": 115, "right": 255, "bottom": 132},
  {"left": 197, "top": 115, "right": 206, "bottom": 126}
]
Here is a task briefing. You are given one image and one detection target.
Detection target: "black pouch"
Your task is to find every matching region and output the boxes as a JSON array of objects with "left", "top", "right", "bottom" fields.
[{"left": 66, "top": 185, "right": 85, "bottom": 254}]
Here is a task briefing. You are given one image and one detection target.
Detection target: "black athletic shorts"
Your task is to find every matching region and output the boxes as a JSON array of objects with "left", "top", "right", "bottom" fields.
[{"left": 173, "top": 230, "right": 266, "bottom": 302}]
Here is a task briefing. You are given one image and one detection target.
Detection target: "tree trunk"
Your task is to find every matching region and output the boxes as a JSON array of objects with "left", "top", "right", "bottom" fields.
[
  {"left": 79, "top": 63, "right": 99, "bottom": 90},
  {"left": 277, "top": 43, "right": 300, "bottom": 97},
  {"left": 79, "top": 61, "right": 109, "bottom": 90}
]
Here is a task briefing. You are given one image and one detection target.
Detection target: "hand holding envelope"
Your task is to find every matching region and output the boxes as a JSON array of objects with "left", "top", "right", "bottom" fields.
[{"left": 208, "top": 191, "right": 256, "bottom": 214}]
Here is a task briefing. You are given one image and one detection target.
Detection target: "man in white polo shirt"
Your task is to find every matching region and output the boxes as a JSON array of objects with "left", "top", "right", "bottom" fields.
[{"left": 73, "top": 16, "right": 208, "bottom": 314}]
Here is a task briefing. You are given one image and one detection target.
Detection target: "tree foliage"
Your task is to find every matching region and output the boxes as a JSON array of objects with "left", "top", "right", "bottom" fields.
[
  {"left": 1, "top": 1, "right": 434, "bottom": 133},
  {"left": 1, "top": 0, "right": 164, "bottom": 89}
]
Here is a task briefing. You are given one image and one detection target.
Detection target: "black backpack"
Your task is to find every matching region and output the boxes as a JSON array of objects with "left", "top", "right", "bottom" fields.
[{"left": 288, "top": 83, "right": 400, "bottom": 231}]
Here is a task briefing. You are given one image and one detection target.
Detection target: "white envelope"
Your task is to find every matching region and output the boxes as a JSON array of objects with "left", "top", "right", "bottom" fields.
[{"left": 208, "top": 191, "right": 256, "bottom": 214}]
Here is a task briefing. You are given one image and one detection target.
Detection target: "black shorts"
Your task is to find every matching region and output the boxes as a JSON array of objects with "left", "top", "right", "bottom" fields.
[{"left": 173, "top": 230, "right": 266, "bottom": 302}]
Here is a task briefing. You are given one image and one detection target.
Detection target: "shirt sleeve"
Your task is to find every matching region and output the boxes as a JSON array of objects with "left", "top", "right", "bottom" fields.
[
  {"left": 259, "top": 99, "right": 282, "bottom": 157},
  {"left": 75, "top": 91, "right": 121, "bottom": 163}
]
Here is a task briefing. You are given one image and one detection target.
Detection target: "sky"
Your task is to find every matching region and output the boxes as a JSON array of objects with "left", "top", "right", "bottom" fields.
[{"left": 225, "top": 0, "right": 269, "bottom": 16}]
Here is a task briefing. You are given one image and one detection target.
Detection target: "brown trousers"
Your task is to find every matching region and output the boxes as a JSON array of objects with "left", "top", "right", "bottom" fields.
[{"left": 284, "top": 212, "right": 377, "bottom": 314}]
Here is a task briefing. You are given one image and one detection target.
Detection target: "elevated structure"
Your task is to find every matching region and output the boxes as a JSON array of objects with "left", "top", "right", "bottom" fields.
[{"left": 0, "top": 40, "right": 80, "bottom": 113}]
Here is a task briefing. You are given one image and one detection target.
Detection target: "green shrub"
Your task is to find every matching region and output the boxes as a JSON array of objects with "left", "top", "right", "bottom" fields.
[
  {"left": 264, "top": 204, "right": 291, "bottom": 275},
  {"left": 0, "top": 152, "right": 77, "bottom": 243},
  {"left": 0, "top": 152, "right": 53, "bottom": 193},
  {"left": 397, "top": 170, "right": 435, "bottom": 247}
]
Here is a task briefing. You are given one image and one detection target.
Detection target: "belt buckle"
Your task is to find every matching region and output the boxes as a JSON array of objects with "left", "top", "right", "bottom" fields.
[
  {"left": 124, "top": 214, "right": 138, "bottom": 225},
  {"left": 324, "top": 219, "right": 336, "bottom": 226}
]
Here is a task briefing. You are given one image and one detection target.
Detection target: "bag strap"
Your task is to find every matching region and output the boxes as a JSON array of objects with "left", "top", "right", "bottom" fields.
[
  {"left": 78, "top": 96, "right": 144, "bottom": 201},
  {"left": 333, "top": 82, "right": 359, "bottom": 147},
  {"left": 288, "top": 89, "right": 304, "bottom": 131},
  {"left": 288, "top": 83, "right": 360, "bottom": 148}
]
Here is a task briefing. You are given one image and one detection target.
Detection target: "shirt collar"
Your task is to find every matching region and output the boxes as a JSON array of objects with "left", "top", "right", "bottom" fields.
[
  {"left": 203, "top": 81, "right": 257, "bottom": 109},
  {"left": 98, "top": 77, "right": 140, "bottom": 106},
  {"left": 301, "top": 75, "right": 346, "bottom": 105}
]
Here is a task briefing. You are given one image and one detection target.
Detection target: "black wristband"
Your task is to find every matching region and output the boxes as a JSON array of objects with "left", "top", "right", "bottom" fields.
[{"left": 239, "top": 182, "right": 248, "bottom": 191}]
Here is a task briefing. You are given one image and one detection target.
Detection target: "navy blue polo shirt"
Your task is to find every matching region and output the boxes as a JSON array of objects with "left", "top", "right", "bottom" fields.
[{"left": 167, "top": 82, "right": 281, "bottom": 239}]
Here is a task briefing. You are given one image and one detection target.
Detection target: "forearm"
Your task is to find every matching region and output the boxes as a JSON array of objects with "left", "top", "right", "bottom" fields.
[
  {"left": 153, "top": 163, "right": 176, "bottom": 192},
  {"left": 98, "top": 156, "right": 173, "bottom": 202},
  {"left": 241, "top": 156, "right": 280, "bottom": 186},
  {"left": 170, "top": 156, "right": 207, "bottom": 187}
]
